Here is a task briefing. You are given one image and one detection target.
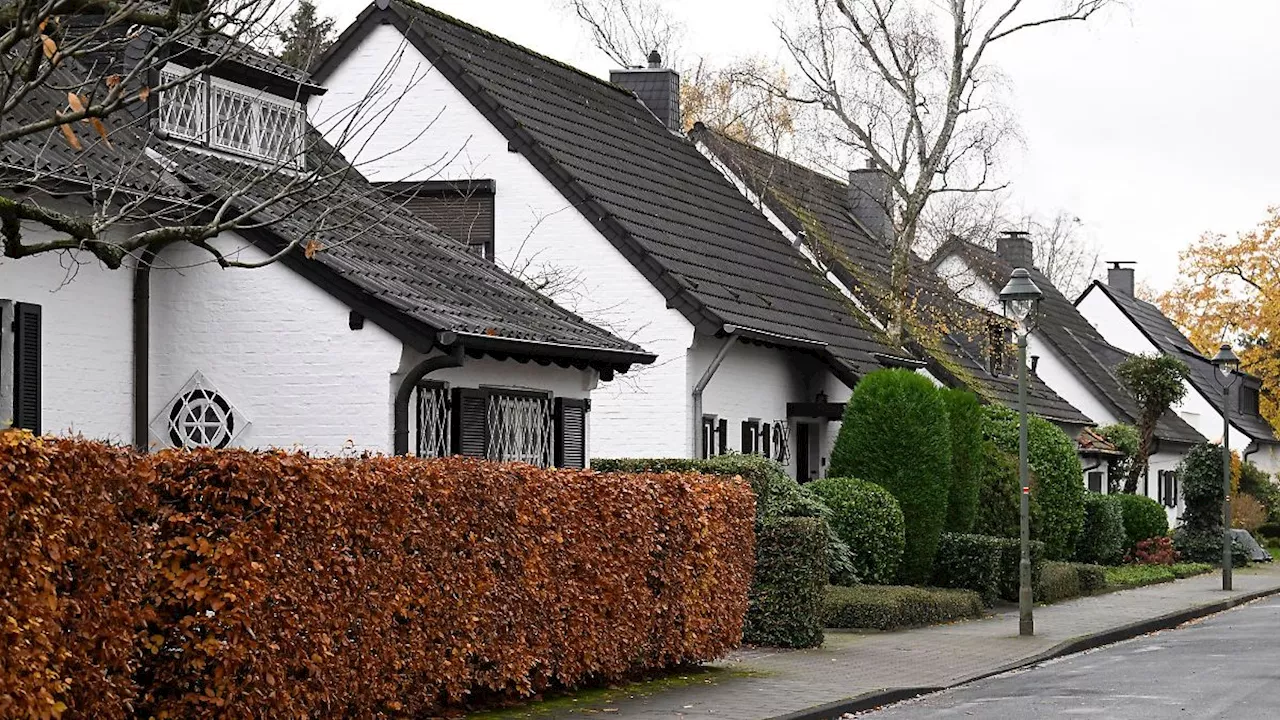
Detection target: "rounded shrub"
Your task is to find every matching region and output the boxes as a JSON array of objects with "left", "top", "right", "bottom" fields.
[
  {"left": 971, "top": 439, "right": 1042, "bottom": 540},
  {"left": 941, "top": 389, "right": 982, "bottom": 533},
  {"left": 1075, "top": 494, "right": 1126, "bottom": 565},
  {"left": 830, "top": 369, "right": 952, "bottom": 584},
  {"left": 1112, "top": 493, "right": 1169, "bottom": 550},
  {"left": 981, "top": 405, "right": 1085, "bottom": 560},
  {"left": 1180, "top": 442, "right": 1225, "bottom": 535},
  {"left": 807, "top": 477, "right": 906, "bottom": 584}
]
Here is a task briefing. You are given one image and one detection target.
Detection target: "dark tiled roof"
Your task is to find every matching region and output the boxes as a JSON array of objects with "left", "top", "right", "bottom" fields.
[
  {"left": 693, "top": 127, "right": 1090, "bottom": 425},
  {"left": 1087, "top": 281, "right": 1277, "bottom": 443},
  {"left": 936, "top": 240, "right": 1205, "bottom": 445},
  {"left": 1078, "top": 427, "right": 1122, "bottom": 456},
  {"left": 324, "top": 0, "right": 917, "bottom": 380}
]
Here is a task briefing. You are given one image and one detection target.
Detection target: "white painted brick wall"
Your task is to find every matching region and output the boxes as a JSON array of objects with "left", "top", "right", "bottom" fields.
[
  {"left": 0, "top": 203, "right": 133, "bottom": 441},
  {"left": 314, "top": 24, "right": 696, "bottom": 459}
]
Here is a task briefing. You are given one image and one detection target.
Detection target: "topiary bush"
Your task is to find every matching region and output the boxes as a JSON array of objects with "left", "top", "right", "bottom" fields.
[
  {"left": 805, "top": 477, "right": 905, "bottom": 585},
  {"left": 822, "top": 585, "right": 983, "bottom": 630},
  {"left": 796, "top": 485, "right": 860, "bottom": 585},
  {"left": 941, "top": 389, "right": 982, "bottom": 533},
  {"left": 996, "top": 537, "right": 1046, "bottom": 603},
  {"left": 830, "top": 369, "right": 952, "bottom": 584},
  {"left": 931, "top": 533, "right": 1003, "bottom": 606},
  {"left": 1035, "top": 561, "right": 1081, "bottom": 603},
  {"left": 1113, "top": 493, "right": 1169, "bottom": 551},
  {"left": 746, "top": 517, "right": 829, "bottom": 648},
  {"left": 972, "top": 439, "right": 1043, "bottom": 539},
  {"left": 1175, "top": 442, "right": 1230, "bottom": 564},
  {"left": 1076, "top": 494, "right": 1127, "bottom": 566},
  {"left": 981, "top": 405, "right": 1085, "bottom": 560},
  {"left": 1075, "top": 563, "right": 1108, "bottom": 594}
]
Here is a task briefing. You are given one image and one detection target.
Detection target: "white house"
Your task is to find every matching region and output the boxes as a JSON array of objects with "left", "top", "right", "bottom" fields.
[
  {"left": 0, "top": 18, "right": 652, "bottom": 467},
  {"left": 311, "top": 0, "right": 925, "bottom": 480},
  {"left": 932, "top": 237, "right": 1206, "bottom": 524},
  {"left": 1077, "top": 265, "right": 1280, "bottom": 474}
]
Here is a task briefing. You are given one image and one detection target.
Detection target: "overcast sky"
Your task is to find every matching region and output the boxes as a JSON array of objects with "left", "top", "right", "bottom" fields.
[{"left": 314, "top": 0, "right": 1280, "bottom": 295}]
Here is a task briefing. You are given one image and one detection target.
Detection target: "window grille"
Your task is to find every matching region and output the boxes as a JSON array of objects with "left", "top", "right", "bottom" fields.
[
  {"left": 770, "top": 420, "right": 791, "bottom": 464},
  {"left": 159, "top": 69, "right": 206, "bottom": 141},
  {"left": 210, "top": 82, "right": 258, "bottom": 154},
  {"left": 158, "top": 65, "right": 302, "bottom": 165},
  {"left": 487, "top": 391, "right": 553, "bottom": 466},
  {"left": 415, "top": 382, "right": 450, "bottom": 458}
]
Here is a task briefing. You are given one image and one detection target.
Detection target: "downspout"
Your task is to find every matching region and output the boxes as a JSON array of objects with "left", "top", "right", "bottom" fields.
[
  {"left": 392, "top": 340, "right": 463, "bottom": 455},
  {"left": 133, "top": 250, "right": 157, "bottom": 451},
  {"left": 1244, "top": 439, "right": 1260, "bottom": 464},
  {"left": 691, "top": 327, "right": 737, "bottom": 458}
]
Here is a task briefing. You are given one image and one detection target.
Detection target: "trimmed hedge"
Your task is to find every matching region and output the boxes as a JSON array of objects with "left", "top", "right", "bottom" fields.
[
  {"left": 1076, "top": 563, "right": 1108, "bottom": 593},
  {"left": 3, "top": 433, "right": 756, "bottom": 717},
  {"left": 831, "top": 369, "right": 952, "bottom": 584},
  {"left": 982, "top": 405, "right": 1085, "bottom": 560},
  {"left": 1076, "top": 494, "right": 1127, "bottom": 566},
  {"left": 972, "top": 439, "right": 1043, "bottom": 539},
  {"left": 747, "top": 517, "right": 828, "bottom": 648},
  {"left": 996, "top": 537, "right": 1046, "bottom": 603},
  {"left": 822, "top": 585, "right": 984, "bottom": 630},
  {"left": 1113, "top": 493, "right": 1170, "bottom": 550},
  {"left": 932, "top": 533, "right": 1003, "bottom": 606},
  {"left": 806, "top": 477, "right": 905, "bottom": 585},
  {"left": 1036, "top": 561, "right": 1081, "bottom": 603},
  {"left": 942, "top": 389, "right": 982, "bottom": 533}
]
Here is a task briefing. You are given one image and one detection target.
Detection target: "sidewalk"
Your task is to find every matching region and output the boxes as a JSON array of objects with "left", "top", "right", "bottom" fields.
[{"left": 480, "top": 564, "right": 1280, "bottom": 720}]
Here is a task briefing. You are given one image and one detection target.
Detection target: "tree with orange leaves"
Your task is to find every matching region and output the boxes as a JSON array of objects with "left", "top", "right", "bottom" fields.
[{"left": 1159, "top": 207, "right": 1280, "bottom": 428}]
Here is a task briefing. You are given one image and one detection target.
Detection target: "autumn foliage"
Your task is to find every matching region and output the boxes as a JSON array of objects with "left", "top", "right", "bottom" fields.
[{"left": 0, "top": 431, "right": 755, "bottom": 718}]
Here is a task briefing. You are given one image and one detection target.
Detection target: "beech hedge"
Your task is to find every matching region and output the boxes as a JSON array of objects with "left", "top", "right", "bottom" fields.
[{"left": 2, "top": 432, "right": 756, "bottom": 718}]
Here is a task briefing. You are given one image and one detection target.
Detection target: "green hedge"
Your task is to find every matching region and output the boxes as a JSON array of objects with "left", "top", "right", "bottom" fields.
[
  {"left": 982, "top": 406, "right": 1085, "bottom": 560},
  {"left": 1076, "top": 563, "right": 1108, "bottom": 593},
  {"left": 822, "top": 585, "right": 983, "bottom": 630},
  {"left": 1076, "top": 494, "right": 1127, "bottom": 565},
  {"left": 831, "top": 369, "right": 952, "bottom": 584},
  {"left": 996, "top": 537, "right": 1045, "bottom": 603},
  {"left": 972, "top": 440, "right": 1043, "bottom": 539},
  {"left": 1036, "top": 561, "right": 1081, "bottom": 603},
  {"left": 942, "top": 389, "right": 982, "bottom": 533},
  {"left": 806, "top": 477, "right": 905, "bottom": 585},
  {"left": 1171, "top": 562, "right": 1215, "bottom": 579},
  {"left": 746, "top": 517, "right": 828, "bottom": 648},
  {"left": 1113, "top": 493, "right": 1169, "bottom": 550},
  {"left": 932, "top": 533, "right": 1003, "bottom": 606},
  {"left": 1105, "top": 562, "right": 1216, "bottom": 588}
]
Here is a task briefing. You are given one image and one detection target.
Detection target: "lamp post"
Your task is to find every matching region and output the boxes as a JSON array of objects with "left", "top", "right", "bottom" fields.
[
  {"left": 999, "top": 267, "right": 1044, "bottom": 637},
  {"left": 1211, "top": 343, "right": 1240, "bottom": 591}
]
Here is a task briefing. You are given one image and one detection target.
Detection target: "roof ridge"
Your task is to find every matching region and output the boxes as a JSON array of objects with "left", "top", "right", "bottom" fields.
[{"left": 392, "top": 0, "right": 634, "bottom": 97}]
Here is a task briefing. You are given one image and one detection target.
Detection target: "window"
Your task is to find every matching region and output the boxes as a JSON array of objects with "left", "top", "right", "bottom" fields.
[
  {"left": 414, "top": 381, "right": 450, "bottom": 458},
  {"left": 1087, "top": 471, "right": 1103, "bottom": 494},
  {"left": 449, "top": 387, "right": 584, "bottom": 468},
  {"left": 487, "top": 390, "right": 554, "bottom": 466},
  {"left": 1241, "top": 385, "right": 1261, "bottom": 416},
  {"left": 159, "top": 65, "right": 304, "bottom": 165},
  {"left": 1158, "top": 470, "right": 1179, "bottom": 509}
]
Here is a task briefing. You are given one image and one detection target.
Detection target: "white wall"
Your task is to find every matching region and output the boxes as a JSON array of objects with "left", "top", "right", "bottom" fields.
[
  {"left": 934, "top": 254, "right": 1002, "bottom": 312},
  {"left": 315, "top": 23, "right": 695, "bottom": 459},
  {"left": 1028, "top": 334, "right": 1118, "bottom": 430},
  {"left": 149, "top": 236, "right": 403, "bottom": 454},
  {"left": 0, "top": 205, "right": 134, "bottom": 441}
]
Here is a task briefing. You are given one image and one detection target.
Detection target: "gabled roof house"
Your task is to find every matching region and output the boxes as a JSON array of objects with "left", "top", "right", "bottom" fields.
[
  {"left": 692, "top": 126, "right": 1091, "bottom": 433},
  {"left": 933, "top": 239, "right": 1206, "bottom": 521},
  {"left": 313, "top": 0, "right": 924, "bottom": 479},
  {"left": 0, "top": 13, "right": 652, "bottom": 466},
  {"left": 1077, "top": 265, "right": 1280, "bottom": 474}
]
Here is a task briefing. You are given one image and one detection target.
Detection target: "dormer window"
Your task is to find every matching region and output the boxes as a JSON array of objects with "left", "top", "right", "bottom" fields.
[
  {"left": 158, "top": 64, "right": 304, "bottom": 166},
  {"left": 1241, "top": 383, "right": 1261, "bottom": 416}
]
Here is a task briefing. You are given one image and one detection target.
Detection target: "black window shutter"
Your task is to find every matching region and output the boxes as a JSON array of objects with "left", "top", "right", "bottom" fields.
[
  {"left": 12, "top": 302, "right": 41, "bottom": 434},
  {"left": 716, "top": 418, "right": 727, "bottom": 456},
  {"left": 451, "top": 388, "right": 488, "bottom": 458},
  {"left": 555, "top": 397, "right": 587, "bottom": 468},
  {"left": 701, "top": 416, "right": 714, "bottom": 458},
  {"left": 761, "top": 423, "right": 770, "bottom": 457}
]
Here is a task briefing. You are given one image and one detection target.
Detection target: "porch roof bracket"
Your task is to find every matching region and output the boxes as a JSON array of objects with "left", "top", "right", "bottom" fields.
[
  {"left": 691, "top": 325, "right": 738, "bottom": 458},
  {"left": 392, "top": 344, "right": 465, "bottom": 455}
]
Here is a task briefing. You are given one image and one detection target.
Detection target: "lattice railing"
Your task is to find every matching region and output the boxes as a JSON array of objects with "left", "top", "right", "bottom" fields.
[
  {"left": 159, "top": 70, "right": 205, "bottom": 141},
  {"left": 487, "top": 392, "right": 553, "bottom": 467},
  {"left": 415, "top": 384, "right": 450, "bottom": 458}
]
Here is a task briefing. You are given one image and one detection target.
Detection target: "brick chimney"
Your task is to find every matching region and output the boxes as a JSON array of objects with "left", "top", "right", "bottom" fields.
[
  {"left": 848, "top": 159, "right": 894, "bottom": 242},
  {"left": 996, "top": 230, "right": 1034, "bottom": 270},
  {"left": 610, "top": 50, "right": 681, "bottom": 132},
  {"left": 1107, "top": 261, "right": 1135, "bottom": 295}
]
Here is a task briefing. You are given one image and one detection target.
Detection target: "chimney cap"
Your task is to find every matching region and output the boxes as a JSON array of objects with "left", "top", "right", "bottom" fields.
[
  {"left": 647, "top": 49, "right": 662, "bottom": 68},
  {"left": 1107, "top": 261, "right": 1136, "bottom": 269},
  {"left": 1001, "top": 229, "right": 1030, "bottom": 239}
]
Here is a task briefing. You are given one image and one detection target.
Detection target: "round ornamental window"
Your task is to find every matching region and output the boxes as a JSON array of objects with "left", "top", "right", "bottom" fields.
[{"left": 168, "top": 388, "right": 236, "bottom": 449}]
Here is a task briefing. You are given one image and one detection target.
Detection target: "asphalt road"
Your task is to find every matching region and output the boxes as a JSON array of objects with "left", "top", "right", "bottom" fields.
[{"left": 853, "top": 596, "right": 1280, "bottom": 720}]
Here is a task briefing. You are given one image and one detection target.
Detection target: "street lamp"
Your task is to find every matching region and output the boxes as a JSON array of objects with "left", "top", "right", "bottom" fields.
[
  {"left": 999, "top": 267, "right": 1043, "bottom": 637},
  {"left": 1211, "top": 343, "right": 1240, "bottom": 590}
]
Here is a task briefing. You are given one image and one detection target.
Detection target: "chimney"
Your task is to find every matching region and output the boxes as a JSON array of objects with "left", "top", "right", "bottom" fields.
[
  {"left": 848, "top": 159, "right": 894, "bottom": 242},
  {"left": 1107, "top": 261, "right": 1135, "bottom": 296},
  {"left": 610, "top": 50, "right": 681, "bottom": 132},
  {"left": 996, "top": 230, "right": 1034, "bottom": 271}
]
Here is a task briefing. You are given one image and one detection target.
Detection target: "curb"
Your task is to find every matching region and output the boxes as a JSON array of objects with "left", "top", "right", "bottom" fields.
[{"left": 771, "top": 582, "right": 1280, "bottom": 720}]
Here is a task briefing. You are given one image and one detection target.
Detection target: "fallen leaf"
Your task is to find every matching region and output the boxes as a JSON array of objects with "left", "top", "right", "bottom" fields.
[
  {"left": 60, "top": 124, "right": 81, "bottom": 151},
  {"left": 138, "top": 86, "right": 151, "bottom": 102},
  {"left": 89, "top": 118, "right": 112, "bottom": 148},
  {"left": 41, "top": 35, "right": 56, "bottom": 59},
  {"left": 105, "top": 74, "right": 121, "bottom": 90},
  {"left": 66, "top": 92, "right": 84, "bottom": 113},
  {"left": 303, "top": 238, "right": 323, "bottom": 259}
]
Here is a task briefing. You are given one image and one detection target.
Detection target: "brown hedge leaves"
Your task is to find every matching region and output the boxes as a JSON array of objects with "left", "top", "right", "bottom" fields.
[{"left": 0, "top": 431, "right": 754, "bottom": 718}]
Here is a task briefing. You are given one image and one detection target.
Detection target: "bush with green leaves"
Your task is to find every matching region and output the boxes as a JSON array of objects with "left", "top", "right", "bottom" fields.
[
  {"left": 931, "top": 533, "right": 1002, "bottom": 605},
  {"left": 941, "top": 389, "right": 982, "bottom": 533},
  {"left": 1097, "top": 424, "right": 1140, "bottom": 493},
  {"left": 1238, "top": 460, "right": 1280, "bottom": 520},
  {"left": 831, "top": 369, "right": 952, "bottom": 584},
  {"left": 805, "top": 477, "right": 905, "bottom": 585},
  {"left": 981, "top": 405, "right": 1085, "bottom": 560},
  {"left": 972, "top": 440, "right": 1043, "bottom": 539},
  {"left": 1173, "top": 442, "right": 1235, "bottom": 564},
  {"left": 1035, "top": 561, "right": 1081, "bottom": 603},
  {"left": 1115, "top": 354, "right": 1190, "bottom": 493},
  {"left": 1075, "top": 563, "right": 1108, "bottom": 593},
  {"left": 746, "top": 517, "right": 828, "bottom": 648},
  {"left": 1112, "top": 493, "right": 1169, "bottom": 551},
  {"left": 822, "top": 584, "right": 983, "bottom": 630},
  {"left": 1076, "top": 494, "right": 1127, "bottom": 566},
  {"left": 995, "top": 537, "right": 1045, "bottom": 602},
  {"left": 1173, "top": 527, "right": 1250, "bottom": 566}
]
